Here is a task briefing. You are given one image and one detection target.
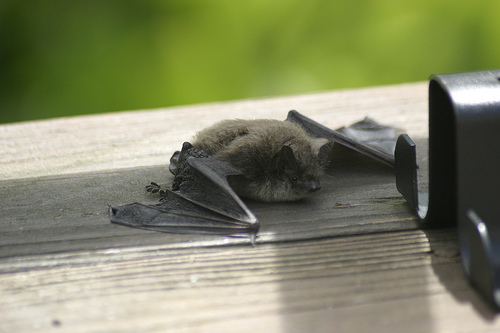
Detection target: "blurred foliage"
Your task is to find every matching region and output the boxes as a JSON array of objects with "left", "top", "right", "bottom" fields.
[{"left": 1, "top": 0, "right": 499, "bottom": 123}]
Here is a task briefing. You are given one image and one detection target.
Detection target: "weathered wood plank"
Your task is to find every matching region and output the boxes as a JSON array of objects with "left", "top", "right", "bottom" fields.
[
  {"left": 0, "top": 82, "right": 430, "bottom": 257},
  {"left": 0, "top": 138, "right": 426, "bottom": 257},
  {"left": 1, "top": 229, "right": 498, "bottom": 332}
]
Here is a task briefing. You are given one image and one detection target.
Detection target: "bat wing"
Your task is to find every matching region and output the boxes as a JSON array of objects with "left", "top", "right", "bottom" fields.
[
  {"left": 110, "top": 144, "right": 259, "bottom": 239},
  {"left": 286, "top": 110, "right": 396, "bottom": 167}
]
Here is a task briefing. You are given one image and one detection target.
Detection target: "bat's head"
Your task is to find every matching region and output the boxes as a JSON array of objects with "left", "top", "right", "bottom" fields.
[{"left": 276, "top": 144, "right": 327, "bottom": 195}]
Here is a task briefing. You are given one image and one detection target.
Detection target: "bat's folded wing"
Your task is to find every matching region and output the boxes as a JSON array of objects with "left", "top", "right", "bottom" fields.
[
  {"left": 286, "top": 110, "right": 396, "bottom": 167},
  {"left": 177, "top": 158, "right": 257, "bottom": 224},
  {"left": 110, "top": 156, "right": 259, "bottom": 238}
]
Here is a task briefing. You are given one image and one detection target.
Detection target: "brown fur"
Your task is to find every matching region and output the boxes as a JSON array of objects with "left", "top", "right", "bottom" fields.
[{"left": 192, "top": 119, "right": 329, "bottom": 202}]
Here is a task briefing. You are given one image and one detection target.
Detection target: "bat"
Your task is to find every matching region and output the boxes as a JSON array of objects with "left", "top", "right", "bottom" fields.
[{"left": 109, "top": 110, "right": 397, "bottom": 240}]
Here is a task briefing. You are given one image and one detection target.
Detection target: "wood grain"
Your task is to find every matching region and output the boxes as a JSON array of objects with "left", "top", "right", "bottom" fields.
[{"left": 1, "top": 229, "right": 497, "bottom": 333}]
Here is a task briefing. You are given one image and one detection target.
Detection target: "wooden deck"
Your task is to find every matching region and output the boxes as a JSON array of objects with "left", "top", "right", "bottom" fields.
[{"left": 1, "top": 82, "right": 499, "bottom": 332}]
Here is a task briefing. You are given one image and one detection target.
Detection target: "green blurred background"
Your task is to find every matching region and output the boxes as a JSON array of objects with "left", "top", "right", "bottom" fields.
[{"left": 1, "top": 0, "right": 499, "bottom": 124}]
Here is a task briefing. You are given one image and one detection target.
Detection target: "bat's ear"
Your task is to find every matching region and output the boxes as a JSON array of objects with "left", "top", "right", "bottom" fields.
[
  {"left": 317, "top": 140, "right": 333, "bottom": 166},
  {"left": 276, "top": 145, "right": 296, "bottom": 171},
  {"left": 169, "top": 150, "right": 181, "bottom": 175}
]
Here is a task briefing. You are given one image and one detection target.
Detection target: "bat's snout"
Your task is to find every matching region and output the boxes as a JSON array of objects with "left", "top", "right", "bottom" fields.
[{"left": 308, "top": 180, "right": 321, "bottom": 193}]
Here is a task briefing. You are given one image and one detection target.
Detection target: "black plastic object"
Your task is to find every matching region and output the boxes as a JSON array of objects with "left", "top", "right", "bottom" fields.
[{"left": 395, "top": 69, "right": 500, "bottom": 308}]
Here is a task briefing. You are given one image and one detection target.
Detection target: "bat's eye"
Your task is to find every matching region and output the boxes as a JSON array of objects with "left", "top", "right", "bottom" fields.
[{"left": 292, "top": 176, "right": 298, "bottom": 182}]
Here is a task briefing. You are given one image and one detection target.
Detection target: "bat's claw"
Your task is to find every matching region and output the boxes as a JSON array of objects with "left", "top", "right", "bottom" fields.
[{"left": 146, "top": 182, "right": 165, "bottom": 195}]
